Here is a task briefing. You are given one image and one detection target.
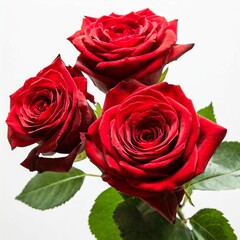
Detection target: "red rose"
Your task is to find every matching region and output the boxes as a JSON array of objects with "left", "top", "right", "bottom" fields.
[
  {"left": 68, "top": 8, "right": 194, "bottom": 92},
  {"left": 86, "top": 80, "right": 227, "bottom": 223},
  {"left": 6, "top": 56, "right": 95, "bottom": 172}
]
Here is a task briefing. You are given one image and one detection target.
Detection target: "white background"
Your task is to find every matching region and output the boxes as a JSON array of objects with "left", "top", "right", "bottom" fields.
[{"left": 1, "top": 0, "right": 240, "bottom": 239}]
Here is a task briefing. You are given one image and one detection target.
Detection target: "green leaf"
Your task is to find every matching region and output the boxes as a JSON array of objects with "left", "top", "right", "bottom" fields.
[
  {"left": 16, "top": 167, "right": 85, "bottom": 210},
  {"left": 74, "top": 150, "right": 87, "bottom": 162},
  {"left": 189, "top": 208, "right": 237, "bottom": 240},
  {"left": 89, "top": 187, "right": 123, "bottom": 240},
  {"left": 197, "top": 102, "right": 216, "bottom": 123},
  {"left": 114, "top": 198, "right": 152, "bottom": 240},
  {"left": 159, "top": 67, "right": 169, "bottom": 82},
  {"left": 114, "top": 198, "right": 192, "bottom": 240},
  {"left": 90, "top": 189, "right": 193, "bottom": 240},
  {"left": 94, "top": 102, "right": 102, "bottom": 118},
  {"left": 186, "top": 142, "right": 240, "bottom": 191},
  {"left": 145, "top": 213, "right": 193, "bottom": 240}
]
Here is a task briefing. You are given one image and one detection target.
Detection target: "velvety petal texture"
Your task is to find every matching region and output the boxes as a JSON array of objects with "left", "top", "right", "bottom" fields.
[
  {"left": 86, "top": 80, "right": 227, "bottom": 223},
  {"left": 68, "top": 8, "right": 194, "bottom": 92},
  {"left": 6, "top": 56, "right": 96, "bottom": 172}
]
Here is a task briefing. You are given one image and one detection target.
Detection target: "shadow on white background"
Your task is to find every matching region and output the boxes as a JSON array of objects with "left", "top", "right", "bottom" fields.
[{"left": 1, "top": 0, "right": 240, "bottom": 239}]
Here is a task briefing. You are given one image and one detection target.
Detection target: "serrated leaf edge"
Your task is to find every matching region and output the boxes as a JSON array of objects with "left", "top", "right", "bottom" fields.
[
  {"left": 16, "top": 174, "right": 85, "bottom": 199},
  {"left": 88, "top": 188, "right": 124, "bottom": 240},
  {"left": 197, "top": 102, "right": 216, "bottom": 123},
  {"left": 189, "top": 209, "right": 237, "bottom": 240},
  {"left": 190, "top": 219, "right": 218, "bottom": 240}
]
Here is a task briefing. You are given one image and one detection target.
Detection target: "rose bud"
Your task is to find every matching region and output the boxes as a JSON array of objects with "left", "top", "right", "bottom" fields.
[
  {"left": 68, "top": 8, "right": 194, "bottom": 92},
  {"left": 86, "top": 80, "right": 227, "bottom": 223},
  {"left": 6, "top": 56, "right": 95, "bottom": 172}
]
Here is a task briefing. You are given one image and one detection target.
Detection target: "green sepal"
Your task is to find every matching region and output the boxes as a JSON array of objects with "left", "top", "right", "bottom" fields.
[
  {"left": 74, "top": 150, "right": 87, "bottom": 162},
  {"left": 159, "top": 67, "right": 169, "bottom": 82},
  {"left": 94, "top": 102, "right": 102, "bottom": 118}
]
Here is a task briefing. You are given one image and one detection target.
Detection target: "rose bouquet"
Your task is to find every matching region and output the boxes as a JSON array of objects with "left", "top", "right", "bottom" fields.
[{"left": 5, "top": 8, "right": 239, "bottom": 239}]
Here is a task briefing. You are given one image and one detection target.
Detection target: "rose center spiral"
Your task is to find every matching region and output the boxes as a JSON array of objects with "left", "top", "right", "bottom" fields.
[
  {"left": 108, "top": 23, "right": 135, "bottom": 39},
  {"left": 33, "top": 100, "right": 49, "bottom": 114},
  {"left": 141, "top": 129, "right": 155, "bottom": 141}
]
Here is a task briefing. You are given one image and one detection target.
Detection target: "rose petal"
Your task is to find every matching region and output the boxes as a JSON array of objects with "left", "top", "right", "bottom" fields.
[
  {"left": 167, "top": 43, "right": 195, "bottom": 62},
  {"left": 21, "top": 141, "right": 83, "bottom": 172},
  {"left": 102, "top": 80, "right": 145, "bottom": 112},
  {"left": 96, "top": 30, "right": 177, "bottom": 70},
  {"left": 195, "top": 116, "right": 227, "bottom": 175},
  {"left": 140, "top": 187, "right": 185, "bottom": 223}
]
